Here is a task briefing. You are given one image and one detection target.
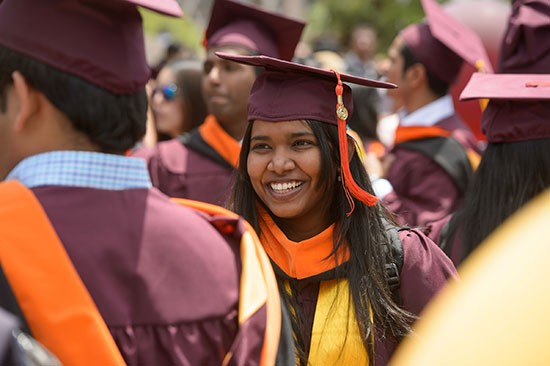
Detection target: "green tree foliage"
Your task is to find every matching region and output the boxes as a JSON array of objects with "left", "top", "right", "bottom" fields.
[
  {"left": 139, "top": 8, "right": 203, "bottom": 54},
  {"left": 306, "top": 0, "right": 425, "bottom": 54}
]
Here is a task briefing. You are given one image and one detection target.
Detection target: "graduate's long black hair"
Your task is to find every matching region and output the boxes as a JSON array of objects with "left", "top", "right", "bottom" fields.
[
  {"left": 442, "top": 138, "right": 550, "bottom": 264},
  {"left": 228, "top": 119, "right": 416, "bottom": 365}
]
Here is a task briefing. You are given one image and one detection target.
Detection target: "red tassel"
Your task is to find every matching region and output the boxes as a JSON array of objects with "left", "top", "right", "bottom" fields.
[
  {"left": 202, "top": 31, "right": 208, "bottom": 49},
  {"left": 331, "top": 70, "right": 378, "bottom": 214}
]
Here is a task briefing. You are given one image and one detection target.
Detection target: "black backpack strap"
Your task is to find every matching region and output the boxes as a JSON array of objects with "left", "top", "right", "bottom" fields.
[
  {"left": 179, "top": 129, "right": 234, "bottom": 170},
  {"left": 275, "top": 301, "right": 295, "bottom": 366},
  {"left": 437, "top": 219, "right": 453, "bottom": 254},
  {"left": 0, "top": 266, "right": 30, "bottom": 335},
  {"left": 399, "top": 136, "right": 473, "bottom": 194},
  {"left": 382, "top": 221, "right": 404, "bottom": 304}
]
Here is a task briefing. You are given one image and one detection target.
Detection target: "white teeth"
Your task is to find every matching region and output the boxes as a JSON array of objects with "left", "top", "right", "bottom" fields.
[{"left": 270, "top": 181, "right": 303, "bottom": 192}]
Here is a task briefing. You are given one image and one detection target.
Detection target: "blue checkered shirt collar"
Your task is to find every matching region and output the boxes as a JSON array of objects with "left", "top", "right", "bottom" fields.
[{"left": 6, "top": 151, "right": 152, "bottom": 190}]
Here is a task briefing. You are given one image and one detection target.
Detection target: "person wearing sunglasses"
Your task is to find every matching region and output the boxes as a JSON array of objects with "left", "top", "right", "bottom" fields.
[{"left": 150, "top": 59, "right": 207, "bottom": 142}]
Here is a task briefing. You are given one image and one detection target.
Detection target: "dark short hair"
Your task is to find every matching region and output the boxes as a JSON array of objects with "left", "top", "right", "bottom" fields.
[
  {"left": 0, "top": 45, "right": 147, "bottom": 154},
  {"left": 400, "top": 44, "right": 449, "bottom": 97}
]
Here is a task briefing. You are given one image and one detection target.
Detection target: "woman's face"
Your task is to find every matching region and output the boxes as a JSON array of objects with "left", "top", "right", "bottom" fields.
[
  {"left": 152, "top": 68, "right": 186, "bottom": 138},
  {"left": 247, "top": 120, "right": 333, "bottom": 239}
]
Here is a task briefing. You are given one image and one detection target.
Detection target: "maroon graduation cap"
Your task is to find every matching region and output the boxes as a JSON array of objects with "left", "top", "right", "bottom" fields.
[
  {"left": 216, "top": 52, "right": 397, "bottom": 209},
  {"left": 459, "top": 0, "right": 550, "bottom": 143},
  {"left": 400, "top": 0, "right": 493, "bottom": 84},
  {"left": 0, "top": 0, "right": 182, "bottom": 95},
  {"left": 204, "top": 0, "right": 305, "bottom": 61}
]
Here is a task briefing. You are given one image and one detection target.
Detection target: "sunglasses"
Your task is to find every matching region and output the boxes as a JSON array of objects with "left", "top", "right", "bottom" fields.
[{"left": 152, "top": 84, "right": 178, "bottom": 101}]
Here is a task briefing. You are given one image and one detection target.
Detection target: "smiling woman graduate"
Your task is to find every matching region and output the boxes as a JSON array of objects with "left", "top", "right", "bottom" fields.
[{"left": 222, "top": 53, "right": 458, "bottom": 366}]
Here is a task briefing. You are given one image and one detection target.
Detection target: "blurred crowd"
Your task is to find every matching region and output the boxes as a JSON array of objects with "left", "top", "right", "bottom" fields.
[{"left": 0, "top": 0, "right": 548, "bottom": 365}]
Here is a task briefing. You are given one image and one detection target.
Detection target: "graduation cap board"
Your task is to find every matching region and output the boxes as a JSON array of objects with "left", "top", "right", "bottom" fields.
[
  {"left": 421, "top": 0, "right": 493, "bottom": 73},
  {"left": 215, "top": 52, "right": 396, "bottom": 127},
  {"left": 400, "top": 0, "right": 493, "bottom": 84},
  {"left": 215, "top": 53, "right": 396, "bottom": 91},
  {"left": 461, "top": 73, "right": 550, "bottom": 101},
  {"left": 204, "top": 0, "right": 305, "bottom": 61},
  {"left": 472, "top": 91, "right": 550, "bottom": 143},
  {"left": 128, "top": 0, "right": 182, "bottom": 16},
  {"left": 0, "top": 0, "right": 182, "bottom": 94}
]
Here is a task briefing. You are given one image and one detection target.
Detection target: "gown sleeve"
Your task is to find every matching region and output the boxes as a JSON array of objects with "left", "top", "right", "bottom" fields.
[{"left": 398, "top": 228, "right": 458, "bottom": 316}]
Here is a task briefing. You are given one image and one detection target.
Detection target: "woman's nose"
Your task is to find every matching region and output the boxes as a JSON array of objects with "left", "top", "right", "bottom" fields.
[{"left": 267, "top": 152, "right": 295, "bottom": 174}]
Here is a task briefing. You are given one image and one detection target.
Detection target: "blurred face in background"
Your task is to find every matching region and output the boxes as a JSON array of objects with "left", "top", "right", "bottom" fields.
[
  {"left": 152, "top": 68, "right": 186, "bottom": 138},
  {"left": 202, "top": 45, "right": 257, "bottom": 128},
  {"left": 384, "top": 36, "right": 409, "bottom": 110},
  {"left": 351, "top": 26, "right": 377, "bottom": 60}
]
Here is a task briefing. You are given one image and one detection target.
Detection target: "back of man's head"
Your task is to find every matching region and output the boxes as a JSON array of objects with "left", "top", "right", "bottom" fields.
[{"left": 0, "top": 0, "right": 182, "bottom": 153}]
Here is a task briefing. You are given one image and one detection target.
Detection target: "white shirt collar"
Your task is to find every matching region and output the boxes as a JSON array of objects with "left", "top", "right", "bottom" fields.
[
  {"left": 6, "top": 151, "right": 152, "bottom": 190},
  {"left": 398, "top": 95, "right": 455, "bottom": 127}
]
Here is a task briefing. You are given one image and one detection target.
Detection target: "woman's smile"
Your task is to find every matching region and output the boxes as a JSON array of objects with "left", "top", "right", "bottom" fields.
[{"left": 267, "top": 180, "right": 305, "bottom": 197}]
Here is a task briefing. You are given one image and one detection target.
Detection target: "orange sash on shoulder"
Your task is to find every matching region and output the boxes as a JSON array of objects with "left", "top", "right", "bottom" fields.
[
  {"left": 395, "top": 126, "right": 481, "bottom": 171},
  {"left": 0, "top": 181, "right": 125, "bottom": 366},
  {"left": 198, "top": 115, "right": 241, "bottom": 168},
  {"left": 394, "top": 126, "right": 452, "bottom": 144},
  {"left": 171, "top": 198, "right": 281, "bottom": 366}
]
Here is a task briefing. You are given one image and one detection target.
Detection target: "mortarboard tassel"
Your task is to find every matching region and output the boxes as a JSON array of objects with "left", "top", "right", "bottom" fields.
[
  {"left": 332, "top": 70, "right": 378, "bottom": 215},
  {"left": 475, "top": 59, "right": 490, "bottom": 111}
]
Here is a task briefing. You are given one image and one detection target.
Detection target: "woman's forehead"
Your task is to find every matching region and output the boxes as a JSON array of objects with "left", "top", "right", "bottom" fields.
[{"left": 251, "top": 119, "right": 312, "bottom": 135}]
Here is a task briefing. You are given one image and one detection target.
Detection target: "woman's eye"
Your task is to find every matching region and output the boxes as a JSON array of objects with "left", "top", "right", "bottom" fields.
[
  {"left": 294, "top": 140, "right": 314, "bottom": 147},
  {"left": 251, "top": 143, "right": 270, "bottom": 151}
]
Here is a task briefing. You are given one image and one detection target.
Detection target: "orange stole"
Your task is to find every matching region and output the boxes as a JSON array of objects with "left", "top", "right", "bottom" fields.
[
  {"left": 171, "top": 198, "right": 281, "bottom": 366},
  {"left": 394, "top": 126, "right": 452, "bottom": 144},
  {"left": 258, "top": 209, "right": 350, "bottom": 280},
  {"left": 259, "top": 209, "right": 349, "bottom": 280},
  {"left": 0, "top": 181, "right": 125, "bottom": 366},
  {"left": 198, "top": 115, "right": 241, "bottom": 168},
  {"left": 395, "top": 125, "right": 481, "bottom": 171}
]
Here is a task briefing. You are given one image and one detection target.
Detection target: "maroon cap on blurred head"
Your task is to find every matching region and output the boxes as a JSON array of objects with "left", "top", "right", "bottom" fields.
[
  {"left": 499, "top": 0, "right": 550, "bottom": 73},
  {"left": 205, "top": 0, "right": 305, "bottom": 61},
  {"left": 216, "top": 52, "right": 397, "bottom": 208},
  {"left": 400, "top": 0, "right": 493, "bottom": 84},
  {"left": 0, "top": 0, "right": 182, "bottom": 95},
  {"left": 459, "top": 0, "right": 550, "bottom": 143}
]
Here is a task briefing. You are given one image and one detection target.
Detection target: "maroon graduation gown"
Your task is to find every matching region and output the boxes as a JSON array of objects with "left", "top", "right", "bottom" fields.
[
  {"left": 383, "top": 114, "right": 480, "bottom": 228},
  {"left": 288, "top": 228, "right": 457, "bottom": 366},
  {"left": 134, "top": 138, "right": 235, "bottom": 207},
  {"left": 30, "top": 185, "right": 257, "bottom": 365}
]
